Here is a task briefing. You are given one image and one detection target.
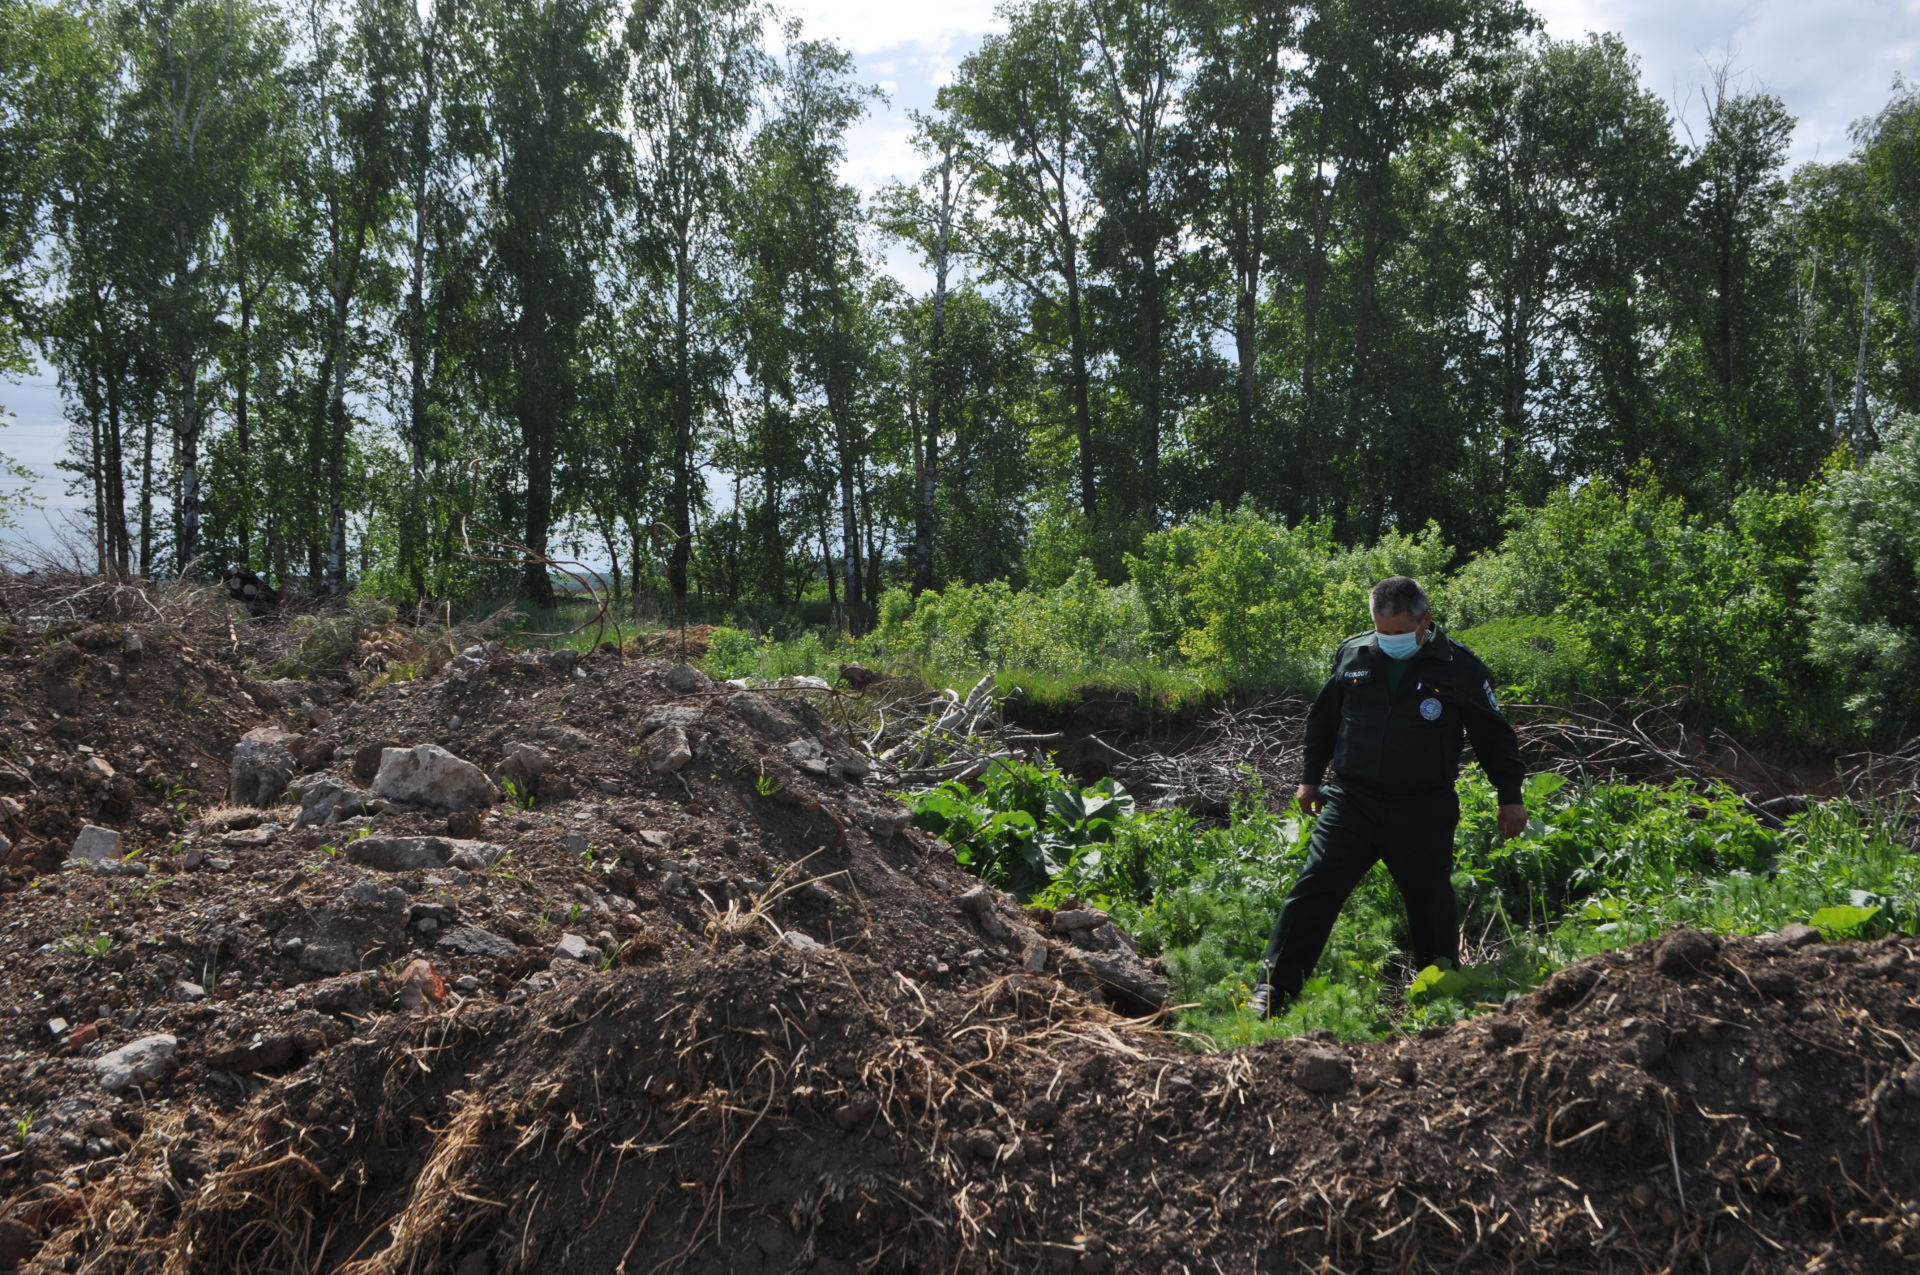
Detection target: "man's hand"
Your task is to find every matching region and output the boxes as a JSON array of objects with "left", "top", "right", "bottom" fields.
[
  {"left": 1295, "top": 784, "right": 1324, "bottom": 815},
  {"left": 1497, "top": 803, "right": 1527, "bottom": 839}
]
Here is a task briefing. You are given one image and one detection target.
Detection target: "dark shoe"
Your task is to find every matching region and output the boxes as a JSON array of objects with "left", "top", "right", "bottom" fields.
[
  {"left": 1248, "top": 982, "right": 1299, "bottom": 1020},
  {"left": 1248, "top": 983, "right": 1277, "bottom": 1020}
]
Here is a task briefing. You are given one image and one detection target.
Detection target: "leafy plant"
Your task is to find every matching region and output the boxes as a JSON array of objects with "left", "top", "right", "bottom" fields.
[
  {"left": 919, "top": 755, "right": 1920, "bottom": 1047},
  {"left": 59, "top": 933, "right": 114, "bottom": 960},
  {"left": 906, "top": 760, "right": 1137, "bottom": 900},
  {"left": 501, "top": 776, "right": 535, "bottom": 811}
]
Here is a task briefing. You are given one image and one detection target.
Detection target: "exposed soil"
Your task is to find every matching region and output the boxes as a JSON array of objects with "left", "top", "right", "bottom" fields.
[{"left": 1, "top": 600, "right": 1917, "bottom": 1273}]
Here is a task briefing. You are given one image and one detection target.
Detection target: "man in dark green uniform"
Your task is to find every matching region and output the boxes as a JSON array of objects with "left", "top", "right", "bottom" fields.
[{"left": 1249, "top": 576, "right": 1527, "bottom": 1019}]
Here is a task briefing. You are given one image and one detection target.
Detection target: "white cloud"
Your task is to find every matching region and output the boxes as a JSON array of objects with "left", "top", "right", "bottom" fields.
[
  {"left": 839, "top": 119, "right": 924, "bottom": 195},
  {"left": 779, "top": 0, "right": 1004, "bottom": 58},
  {"left": 1530, "top": 0, "right": 1919, "bottom": 162}
]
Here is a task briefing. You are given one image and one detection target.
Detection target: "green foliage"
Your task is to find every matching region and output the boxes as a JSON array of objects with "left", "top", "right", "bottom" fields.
[
  {"left": 865, "top": 561, "right": 1160, "bottom": 690},
  {"left": 1810, "top": 417, "right": 1920, "bottom": 729},
  {"left": 1449, "top": 616, "right": 1591, "bottom": 702},
  {"left": 500, "top": 776, "right": 535, "bottom": 811},
  {"left": 1127, "top": 508, "right": 1452, "bottom": 689},
  {"left": 58, "top": 932, "right": 114, "bottom": 960},
  {"left": 1441, "top": 474, "right": 1825, "bottom": 730},
  {"left": 919, "top": 755, "right": 1920, "bottom": 1046},
  {"left": 905, "top": 760, "right": 1136, "bottom": 900},
  {"left": 1810, "top": 899, "right": 1891, "bottom": 941},
  {"left": 699, "top": 625, "right": 835, "bottom": 682},
  {"left": 0, "top": 445, "right": 34, "bottom": 533}
]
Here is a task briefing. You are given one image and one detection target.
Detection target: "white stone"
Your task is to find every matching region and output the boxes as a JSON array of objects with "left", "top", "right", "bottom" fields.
[
  {"left": 648, "top": 725, "right": 693, "bottom": 774},
  {"left": 93, "top": 1035, "right": 179, "bottom": 1092},
  {"left": 373, "top": 744, "right": 498, "bottom": 811},
  {"left": 70, "top": 824, "right": 122, "bottom": 864}
]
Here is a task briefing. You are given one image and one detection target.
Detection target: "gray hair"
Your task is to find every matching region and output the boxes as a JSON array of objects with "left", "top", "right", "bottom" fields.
[{"left": 1369, "top": 576, "right": 1430, "bottom": 621}]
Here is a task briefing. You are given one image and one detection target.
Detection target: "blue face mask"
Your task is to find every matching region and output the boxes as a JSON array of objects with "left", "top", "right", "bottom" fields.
[{"left": 1375, "top": 627, "right": 1423, "bottom": 659}]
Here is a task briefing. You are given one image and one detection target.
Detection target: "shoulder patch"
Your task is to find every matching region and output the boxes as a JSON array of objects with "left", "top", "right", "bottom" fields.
[{"left": 1484, "top": 679, "right": 1502, "bottom": 714}]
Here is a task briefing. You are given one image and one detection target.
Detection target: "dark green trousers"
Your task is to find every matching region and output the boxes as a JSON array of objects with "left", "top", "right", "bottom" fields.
[{"left": 1259, "top": 783, "right": 1460, "bottom": 995}]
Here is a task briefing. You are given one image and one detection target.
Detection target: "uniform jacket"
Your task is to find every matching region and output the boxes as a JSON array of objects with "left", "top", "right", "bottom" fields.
[{"left": 1299, "top": 627, "right": 1525, "bottom": 805}]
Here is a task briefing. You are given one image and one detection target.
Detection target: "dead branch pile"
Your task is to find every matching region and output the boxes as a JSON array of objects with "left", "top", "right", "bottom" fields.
[{"left": 1111, "top": 696, "right": 1309, "bottom": 813}]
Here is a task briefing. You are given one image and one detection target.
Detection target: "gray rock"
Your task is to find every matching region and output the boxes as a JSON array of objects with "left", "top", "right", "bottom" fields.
[
  {"left": 776, "top": 675, "right": 832, "bottom": 691},
  {"left": 90, "top": 859, "right": 149, "bottom": 877},
  {"left": 836, "top": 753, "right": 872, "bottom": 780},
  {"left": 217, "top": 823, "right": 282, "bottom": 849},
  {"left": 1051, "top": 907, "right": 1107, "bottom": 934},
  {"left": 447, "top": 841, "right": 506, "bottom": 870},
  {"left": 350, "top": 836, "right": 503, "bottom": 872},
  {"left": 173, "top": 982, "right": 206, "bottom": 1003},
  {"left": 295, "top": 778, "right": 375, "bottom": 827},
  {"left": 563, "top": 831, "right": 589, "bottom": 855},
  {"left": 956, "top": 885, "right": 995, "bottom": 914},
  {"left": 726, "top": 694, "right": 798, "bottom": 742},
  {"left": 294, "top": 972, "right": 378, "bottom": 1015},
  {"left": 373, "top": 744, "right": 498, "bottom": 812},
  {"left": 782, "top": 930, "right": 826, "bottom": 954},
  {"left": 1073, "top": 947, "right": 1170, "bottom": 1013},
  {"left": 70, "top": 824, "right": 122, "bottom": 865},
  {"left": 862, "top": 803, "right": 912, "bottom": 838},
  {"left": 93, "top": 1035, "right": 178, "bottom": 1092},
  {"left": 295, "top": 881, "right": 409, "bottom": 974},
  {"left": 228, "top": 727, "right": 299, "bottom": 807},
  {"left": 552, "top": 932, "right": 599, "bottom": 964},
  {"left": 665, "top": 663, "right": 712, "bottom": 695},
  {"left": 648, "top": 725, "right": 693, "bottom": 773},
  {"left": 494, "top": 742, "right": 553, "bottom": 793},
  {"left": 350, "top": 836, "right": 454, "bottom": 871},
  {"left": 537, "top": 648, "right": 579, "bottom": 676},
  {"left": 1292, "top": 1049, "right": 1352, "bottom": 1094},
  {"left": 1778, "top": 922, "right": 1823, "bottom": 948},
  {"left": 437, "top": 925, "right": 519, "bottom": 960},
  {"left": 0, "top": 832, "right": 10, "bottom": 859},
  {"left": 641, "top": 706, "right": 703, "bottom": 733}
]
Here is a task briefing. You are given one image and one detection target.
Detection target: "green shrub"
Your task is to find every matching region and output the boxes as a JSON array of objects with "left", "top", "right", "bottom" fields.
[
  {"left": 1810, "top": 415, "right": 1920, "bottom": 729},
  {"left": 700, "top": 625, "right": 834, "bottom": 682},
  {"left": 905, "top": 759, "right": 1136, "bottom": 899},
  {"left": 914, "top": 751, "right": 1920, "bottom": 1047},
  {"left": 865, "top": 560, "right": 1150, "bottom": 684},
  {"left": 1450, "top": 616, "right": 1593, "bottom": 702},
  {"left": 1440, "top": 473, "right": 1823, "bottom": 730},
  {"left": 1127, "top": 507, "right": 1453, "bottom": 689}
]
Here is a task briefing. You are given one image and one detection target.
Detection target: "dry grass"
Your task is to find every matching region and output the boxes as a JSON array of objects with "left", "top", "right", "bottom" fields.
[{"left": 337, "top": 1097, "right": 500, "bottom": 1275}]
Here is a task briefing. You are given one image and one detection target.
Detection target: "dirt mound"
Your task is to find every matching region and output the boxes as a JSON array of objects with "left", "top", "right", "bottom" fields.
[
  {"left": 22, "top": 931, "right": 1920, "bottom": 1274},
  {"left": 0, "top": 617, "right": 295, "bottom": 885},
  {"left": 2, "top": 617, "right": 1918, "bottom": 1273}
]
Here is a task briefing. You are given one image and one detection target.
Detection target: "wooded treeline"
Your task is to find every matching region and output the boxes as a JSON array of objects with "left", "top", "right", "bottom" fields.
[{"left": 2, "top": 0, "right": 1916, "bottom": 609}]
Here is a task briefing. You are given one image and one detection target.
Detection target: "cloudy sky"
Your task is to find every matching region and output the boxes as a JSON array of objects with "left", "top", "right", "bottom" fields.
[{"left": 3, "top": 0, "right": 1915, "bottom": 558}]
